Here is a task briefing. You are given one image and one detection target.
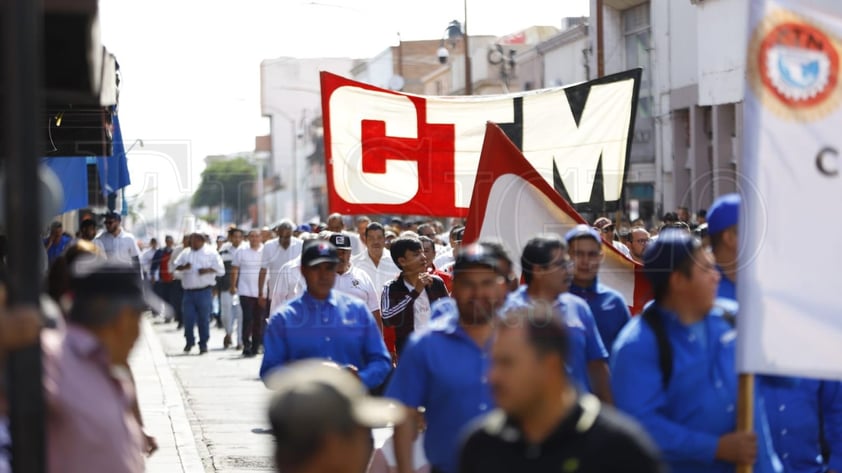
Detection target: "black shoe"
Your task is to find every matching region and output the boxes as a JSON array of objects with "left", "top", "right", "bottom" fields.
[
  {"left": 199, "top": 346, "right": 208, "bottom": 354},
  {"left": 183, "top": 344, "right": 193, "bottom": 353},
  {"left": 177, "top": 322, "right": 183, "bottom": 329},
  {"left": 223, "top": 335, "right": 231, "bottom": 349}
]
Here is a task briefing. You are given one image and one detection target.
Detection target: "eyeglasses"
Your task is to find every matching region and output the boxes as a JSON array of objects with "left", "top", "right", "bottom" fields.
[{"left": 634, "top": 239, "right": 650, "bottom": 244}]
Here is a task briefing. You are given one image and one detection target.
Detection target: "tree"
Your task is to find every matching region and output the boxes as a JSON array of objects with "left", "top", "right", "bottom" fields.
[{"left": 192, "top": 158, "right": 256, "bottom": 224}]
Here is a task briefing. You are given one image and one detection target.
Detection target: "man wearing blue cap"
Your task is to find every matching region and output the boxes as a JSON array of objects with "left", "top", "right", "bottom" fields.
[
  {"left": 611, "top": 230, "right": 760, "bottom": 473},
  {"left": 708, "top": 193, "right": 842, "bottom": 473},
  {"left": 707, "top": 193, "right": 741, "bottom": 301},
  {"left": 565, "top": 224, "right": 631, "bottom": 354}
]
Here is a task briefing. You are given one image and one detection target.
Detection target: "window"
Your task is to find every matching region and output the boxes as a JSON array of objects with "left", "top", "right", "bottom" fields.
[{"left": 623, "top": 2, "right": 654, "bottom": 164}]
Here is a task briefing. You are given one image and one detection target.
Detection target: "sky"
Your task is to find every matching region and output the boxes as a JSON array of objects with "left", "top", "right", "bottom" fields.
[{"left": 98, "top": 0, "right": 590, "bottom": 225}]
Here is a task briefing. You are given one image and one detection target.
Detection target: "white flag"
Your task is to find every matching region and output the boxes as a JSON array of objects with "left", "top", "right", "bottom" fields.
[{"left": 739, "top": 0, "right": 842, "bottom": 380}]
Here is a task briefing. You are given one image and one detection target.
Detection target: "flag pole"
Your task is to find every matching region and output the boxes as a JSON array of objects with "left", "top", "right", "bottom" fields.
[{"left": 736, "top": 373, "right": 755, "bottom": 473}]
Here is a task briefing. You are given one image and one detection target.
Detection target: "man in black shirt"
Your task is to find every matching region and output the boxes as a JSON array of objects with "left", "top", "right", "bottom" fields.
[{"left": 459, "top": 304, "right": 665, "bottom": 473}]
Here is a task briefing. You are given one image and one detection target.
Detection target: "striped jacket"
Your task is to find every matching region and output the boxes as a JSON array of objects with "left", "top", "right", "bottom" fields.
[{"left": 381, "top": 274, "right": 448, "bottom": 355}]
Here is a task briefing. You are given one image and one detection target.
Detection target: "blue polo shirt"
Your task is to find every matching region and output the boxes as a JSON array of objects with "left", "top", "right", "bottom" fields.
[
  {"left": 569, "top": 278, "right": 631, "bottom": 355},
  {"left": 385, "top": 308, "right": 494, "bottom": 473},
  {"left": 502, "top": 286, "right": 608, "bottom": 393},
  {"left": 716, "top": 266, "right": 736, "bottom": 301},
  {"left": 612, "top": 307, "right": 738, "bottom": 473},
  {"left": 260, "top": 290, "right": 392, "bottom": 389},
  {"left": 758, "top": 376, "right": 842, "bottom": 473}
]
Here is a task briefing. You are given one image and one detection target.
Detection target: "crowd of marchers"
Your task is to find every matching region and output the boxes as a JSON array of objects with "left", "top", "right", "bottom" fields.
[{"left": 4, "top": 199, "right": 838, "bottom": 473}]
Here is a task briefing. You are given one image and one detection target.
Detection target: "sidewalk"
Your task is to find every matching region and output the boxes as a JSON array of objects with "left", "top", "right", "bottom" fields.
[
  {"left": 129, "top": 314, "right": 394, "bottom": 472},
  {"left": 129, "top": 316, "right": 274, "bottom": 472}
]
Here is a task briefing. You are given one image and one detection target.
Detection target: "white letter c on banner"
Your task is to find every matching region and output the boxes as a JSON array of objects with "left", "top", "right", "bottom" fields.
[{"left": 329, "top": 86, "right": 419, "bottom": 204}]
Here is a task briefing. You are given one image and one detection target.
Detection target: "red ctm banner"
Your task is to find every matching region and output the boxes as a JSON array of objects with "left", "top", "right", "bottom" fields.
[{"left": 320, "top": 70, "right": 640, "bottom": 217}]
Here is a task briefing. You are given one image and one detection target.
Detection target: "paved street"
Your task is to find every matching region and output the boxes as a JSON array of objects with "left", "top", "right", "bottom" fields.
[
  {"left": 130, "top": 316, "right": 274, "bottom": 472},
  {"left": 129, "top": 314, "right": 392, "bottom": 472}
]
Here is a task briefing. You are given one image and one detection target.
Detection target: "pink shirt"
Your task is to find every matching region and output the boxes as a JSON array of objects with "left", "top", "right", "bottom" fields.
[{"left": 43, "top": 326, "right": 144, "bottom": 473}]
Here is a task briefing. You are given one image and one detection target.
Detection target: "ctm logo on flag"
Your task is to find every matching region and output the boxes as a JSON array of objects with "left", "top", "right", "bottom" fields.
[{"left": 320, "top": 70, "right": 641, "bottom": 217}]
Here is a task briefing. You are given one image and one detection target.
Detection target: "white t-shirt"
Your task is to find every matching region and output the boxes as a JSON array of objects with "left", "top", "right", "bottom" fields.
[
  {"left": 140, "top": 248, "right": 157, "bottom": 278},
  {"left": 335, "top": 266, "right": 380, "bottom": 313},
  {"left": 94, "top": 229, "right": 141, "bottom": 268},
  {"left": 351, "top": 250, "right": 400, "bottom": 304},
  {"left": 404, "top": 279, "right": 432, "bottom": 331},
  {"left": 233, "top": 245, "right": 263, "bottom": 298},
  {"left": 260, "top": 237, "right": 303, "bottom": 295}
]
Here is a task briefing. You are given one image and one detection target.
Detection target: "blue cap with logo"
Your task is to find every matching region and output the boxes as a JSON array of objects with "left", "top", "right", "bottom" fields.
[{"left": 707, "top": 193, "right": 741, "bottom": 236}]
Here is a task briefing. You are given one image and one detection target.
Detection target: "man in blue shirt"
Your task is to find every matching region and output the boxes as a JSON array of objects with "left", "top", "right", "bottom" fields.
[
  {"left": 386, "top": 242, "right": 510, "bottom": 473},
  {"left": 612, "top": 231, "right": 760, "bottom": 473},
  {"left": 260, "top": 240, "right": 391, "bottom": 391},
  {"left": 709, "top": 193, "right": 842, "bottom": 473},
  {"left": 44, "top": 221, "right": 72, "bottom": 265},
  {"left": 565, "top": 224, "right": 632, "bottom": 354},
  {"left": 707, "top": 194, "right": 740, "bottom": 301},
  {"left": 502, "top": 234, "right": 612, "bottom": 403}
]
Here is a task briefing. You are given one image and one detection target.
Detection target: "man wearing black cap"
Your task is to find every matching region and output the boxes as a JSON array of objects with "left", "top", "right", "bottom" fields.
[
  {"left": 260, "top": 240, "right": 391, "bottom": 391},
  {"left": 266, "top": 360, "right": 406, "bottom": 473},
  {"left": 386, "top": 242, "right": 510, "bottom": 473},
  {"left": 503, "top": 234, "right": 612, "bottom": 403},
  {"left": 460, "top": 304, "right": 665, "bottom": 473},
  {"left": 329, "top": 232, "right": 382, "bottom": 332},
  {"left": 611, "top": 230, "right": 762, "bottom": 473},
  {"left": 42, "top": 262, "right": 160, "bottom": 473},
  {"left": 94, "top": 211, "right": 143, "bottom": 276}
]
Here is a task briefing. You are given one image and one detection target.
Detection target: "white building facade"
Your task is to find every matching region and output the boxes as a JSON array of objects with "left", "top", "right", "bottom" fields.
[
  {"left": 260, "top": 57, "right": 354, "bottom": 224},
  {"left": 593, "top": 0, "right": 748, "bottom": 220}
]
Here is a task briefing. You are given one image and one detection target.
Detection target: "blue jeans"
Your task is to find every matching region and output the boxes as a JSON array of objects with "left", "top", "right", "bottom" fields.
[{"left": 182, "top": 287, "right": 212, "bottom": 348}]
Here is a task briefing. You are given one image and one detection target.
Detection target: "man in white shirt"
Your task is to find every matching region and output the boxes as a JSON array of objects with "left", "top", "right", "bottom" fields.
[
  {"left": 258, "top": 220, "right": 302, "bottom": 312},
  {"left": 173, "top": 233, "right": 225, "bottom": 354},
  {"left": 327, "top": 212, "right": 364, "bottom": 257},
  {"left": 140, "top": 238, "right": 158, "bottom": 281},
  {"left": 433, "top": 226, "right": 464, "bottom": 274},
  {"left": 351, "top": 222, "right": 400, "bottom": 302},
  {"left": 329, "top": 233, "right": 383, "bottom": 332},
  {"left": 94, "top": 211, "right": 142, "bottom": 277},
  {"left": 218, "top": 228, "right": 245, "bottom": 349},
  {"left": 230, "top": 230, "right": 264, "bottom": 356}
]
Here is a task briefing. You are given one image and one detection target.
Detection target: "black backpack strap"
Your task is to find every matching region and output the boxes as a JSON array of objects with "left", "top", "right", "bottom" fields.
[
  {"left": 819, "top": 381, "right": 830, "bottom": 463},
  {"left": 641, "top": 306, "right": 673, "bottom": 389}
]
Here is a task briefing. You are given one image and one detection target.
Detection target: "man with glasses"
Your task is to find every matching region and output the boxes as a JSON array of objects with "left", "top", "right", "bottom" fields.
[
  {"left": 626, "top": 227, "right": 651, "bottom": 265},
  {"left": 94, "top": 211, "right": 142, "bottom": 277},
  {"left": 565, "top": 225, "right": 631, "bottom": 356},
  {"left": 502, "top": 234, "right": 613, "bottom": 403}
]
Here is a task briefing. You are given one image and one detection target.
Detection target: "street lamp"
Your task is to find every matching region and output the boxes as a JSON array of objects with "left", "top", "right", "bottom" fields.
[{"left": 436, "top": 1, "right": 472, "bottom": 95}]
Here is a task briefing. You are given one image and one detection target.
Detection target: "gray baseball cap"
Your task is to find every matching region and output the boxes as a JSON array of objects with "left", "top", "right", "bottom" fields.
[{"left": 266, "top": 360, "right": 406, "bottom": 439}]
